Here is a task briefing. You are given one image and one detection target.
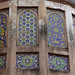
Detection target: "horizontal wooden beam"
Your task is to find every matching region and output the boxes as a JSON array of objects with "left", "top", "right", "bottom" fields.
[{"left": 47, "top": 0, "right": 75, "bottom": 8}]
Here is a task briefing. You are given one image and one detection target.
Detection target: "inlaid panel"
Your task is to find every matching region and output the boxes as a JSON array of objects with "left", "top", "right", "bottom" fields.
[
  {"left": 70, "top": 0, "right": 75, "bottom": 4},
  {"left": 0, "top": 14, "right": 8, "bottom": 47},
  {"left": 48, "top": 54, "right": 69, "bottom": 71},
  {"left": 0, "top": 55, "right": 6, "bottom": 70},
  {"left": 47, "top": 9, "right": 66, "bottom": 48},
  {"left": 16, "top": 53, "right": 39, "bottom": 69},
  {"left": 18, "top": 8, "right": 38, "bottom": 46}
]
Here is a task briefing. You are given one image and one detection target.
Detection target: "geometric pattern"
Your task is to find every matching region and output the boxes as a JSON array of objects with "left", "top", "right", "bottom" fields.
[
  {"left": 18, "top": 10, "right": 37, "bottom": 46},
  {"left": 47, "top": 9, "right": 64, "bottom": 18},
  {"left": 48, "top": 54, "right": 69, "bottom": 71},
  {"left": 16, "top": 54, "right": 39, "bottom": 68},
  {"left": 0, "top": 55, "right": 6, "bottom": 70},
  {"left": 0, "top": 14, "right": 7, "bottom": 47},
  {"left": 47, "top": 10, "right": 66, "bottom": 48}
]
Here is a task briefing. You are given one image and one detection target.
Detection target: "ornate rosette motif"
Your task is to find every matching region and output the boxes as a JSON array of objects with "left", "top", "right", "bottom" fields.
[
  {"left": 47, "top": 9, "right": 66, "bottom": 48},
  {"left": 18, "top": 8, "right": 37, "bottom": 46},
  {"left": 16, "top": 54, "right": 39, "bottom": 68},
  {"left": 48, "top": 54, "right": 69, "bottom": 71}
]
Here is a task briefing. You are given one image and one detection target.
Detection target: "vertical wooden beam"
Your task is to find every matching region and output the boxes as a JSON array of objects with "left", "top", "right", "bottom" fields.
[
  {"left": 65, "top": 6, "right": 74, "bottom": 75},
  {"left": 65, "top": 7, "right": 74, "bottom": 46},
  {"left": 74, "top": 27, "right": 75, "bottom": 44},
  {"left": 9, "top": 0, "right": 17, "bottom": 75},
  {"left": 39, "top": 0, "right": 46, "bottom": 21},
  {"left": 39, "top": 0, "right": 48, "bottom": 75}
]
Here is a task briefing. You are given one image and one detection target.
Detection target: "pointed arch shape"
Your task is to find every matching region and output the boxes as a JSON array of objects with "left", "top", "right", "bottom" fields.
[
  {"left": 47, "top": 12, "right": 68, "bottom": 48},
  {"left": 17, "top": 9, "right": 38, "bottom": 46},
  {"left": 0, "top": 12, "right": 9, "bottom": 47}
]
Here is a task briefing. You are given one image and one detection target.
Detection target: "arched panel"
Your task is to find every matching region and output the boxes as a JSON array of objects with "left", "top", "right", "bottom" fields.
[
  {"left": 47, "top": 13, "right": 66, "bottom": 48},
  {"left": 0, "top": 14, "right": 8, "bottom": 47},
  {"left": 18, "top": 10, "right": 37, "bottom": 46},
  {"left": 70, "top": 0, "right": 75, "bottom": 4}
]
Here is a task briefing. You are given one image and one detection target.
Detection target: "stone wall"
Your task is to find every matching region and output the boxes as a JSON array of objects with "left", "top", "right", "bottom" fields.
[{"left": 0, "top": 0, "right": 75, "bottom": 75}]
